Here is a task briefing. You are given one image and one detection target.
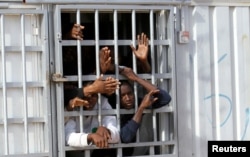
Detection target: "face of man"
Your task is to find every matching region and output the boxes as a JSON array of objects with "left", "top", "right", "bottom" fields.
[
  {"left": 84, "top": 93, "right": 98, "bottom": 110},
  {"left": 120, "top": 83, "right": 135, "bottom": 109}
]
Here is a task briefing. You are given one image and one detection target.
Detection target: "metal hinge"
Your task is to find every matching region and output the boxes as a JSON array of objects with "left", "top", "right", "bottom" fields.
[{"left": 52, "top": 73, "right": 68, "bottom": 82}]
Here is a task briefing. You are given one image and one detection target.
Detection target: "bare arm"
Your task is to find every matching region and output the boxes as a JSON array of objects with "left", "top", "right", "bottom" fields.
[
  {"left": 120, "top": 67, "right": 156, "bottom": 92},
  {"left": 132, "top": 90, "right": 158, "bottom": 123},
  {"left": 67, "top": 97, "right": 89, "bottom": 111},
  {"left": 83, "top": 75, "right": 120, "bottom": 96}
]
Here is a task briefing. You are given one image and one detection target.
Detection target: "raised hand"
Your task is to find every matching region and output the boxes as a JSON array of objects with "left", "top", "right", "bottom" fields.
[
  {"left": 99, "top": 47, "right": 112, "bottom": 74},
  {"left": 69, "top": 97, "right": 89, "bottom": 109},
  {"left": 130, "top": 32, "right": 149, "bottom": 62},
  {"left": 70, "top": 24, "right": 84, "bottom": 40},
  {"left": 140, "top": 89, "right": 159, "bottom": 109}
]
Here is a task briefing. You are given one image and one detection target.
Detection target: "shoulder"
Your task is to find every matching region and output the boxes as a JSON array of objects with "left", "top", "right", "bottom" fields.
[{"left": 101, "top": 96, "right": 113, "bottom": 110}]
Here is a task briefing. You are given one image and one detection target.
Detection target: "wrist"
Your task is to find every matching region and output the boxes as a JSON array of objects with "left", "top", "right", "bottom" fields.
[
  {"left": 87, "top": 133, "right": 93, "bottom": 145},
  {"left": 83, "top": 85, "right": 95, "bottom": 96},
  {"left": 138, "top": 106, "right": 146, "bottom": 112},
  {"left": 66, "top": 99, "right": 74, "bottom": 111},
  {"left": 109, "top": 64, "right": 115, "bottom": 72},
  {"left": 106, "top": 128, "right": 111, "bottom": 135}
]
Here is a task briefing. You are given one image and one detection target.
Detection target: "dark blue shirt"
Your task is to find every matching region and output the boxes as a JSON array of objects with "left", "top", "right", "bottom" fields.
[{"left": 120, "top": 88, "right": 171, "bottom": 144}]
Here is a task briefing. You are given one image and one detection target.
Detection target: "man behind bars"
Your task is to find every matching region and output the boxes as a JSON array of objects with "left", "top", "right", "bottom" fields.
[
  {"left": 64, "top": 76, "right": 120, "bottom": 157},
  {"left": 117, "top": 66, "right": 171, "bottom": 156},
  {"left": 103, "top": 33, "right": 171, "bottom": 155}
]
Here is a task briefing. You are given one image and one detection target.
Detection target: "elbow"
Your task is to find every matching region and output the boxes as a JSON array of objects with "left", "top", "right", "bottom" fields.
[
  {"left": 120, "top": 136, "right": 131, "bottom": 143},
  {"left": 120, "top": 132, "right": 133, "bottom": 143}
]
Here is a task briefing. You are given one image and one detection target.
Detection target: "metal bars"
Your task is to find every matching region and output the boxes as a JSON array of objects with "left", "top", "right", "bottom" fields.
[
  {"left": 54, "top": 4, "right": 176, "bottom": 157},
  {"left": 0, "top": 9, "right": 51, "bottom": 156},
  {"left": 1, "top": 13, "right": 9, "bottom": 155}
]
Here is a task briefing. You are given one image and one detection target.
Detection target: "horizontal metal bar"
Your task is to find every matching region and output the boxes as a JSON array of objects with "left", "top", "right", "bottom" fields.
[
  {"left": 0, "top": 82, "right": 45, "bottom": 88},
  {"left": 65, "top": 140, "right": 177, "bottom": 150},
  {"left": 62, "top": 40, "right": 170, "bottom": 46},
  {"left": 58, "top": 4, "right": 174, "bottom": 10},
  {"left": 0, "top": 46, "right": 43, "bottom": 52},
  {"left": 0, "top": 153, "right": 49, "bottom": 157},
  {"left": 0, "top": 3, "right": 9, "bottom": 9},
  {"left": 52, "top": 73, "right": 68, "bottom": 82},
  {"left": 191, "top": 1, "right": 250, "bottom": 6},
  {"left": 61, "top": 75, "right": 97, "bottom": 82},
  {"left": 63, "top": 73, "right": 171, "bottom": 82},
  {"left": 0, "top": 117, "right": 45, "bottom": 124},
  {"left": 0, "top": 9, "right": 45, "bottom": 14},
  {"left": 64, "top": 106, "right": 173, "bottom": 117},
  {"left": 25, "top": 0, "right": 191, "bottom": 5}
]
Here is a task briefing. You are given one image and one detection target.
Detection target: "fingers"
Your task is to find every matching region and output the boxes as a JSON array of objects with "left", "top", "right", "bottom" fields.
[
  {"left": 141, "top": 32, "right": 144, "bottom": 45},
  {"left": 95, "top": 139, "right": 107, "bottom": 148},
  {"left": 144, "top": 34, "right": 149, "bottom": 46},
  {"left": 105, "top": 78, "right": 120, "bottom": 88},
  {"left": 94, "top": 127, "right": 110, "bottom": 148},
  {"left": 97, "top": 74, "right": 104, "bottom": 81},
  {"left": 148, "top": 90, "right": 159, "bottom": 102},
  {"left": 72, "top": 24, "right": 84, "bottom": 40},
  {"left": 104, "top": 77, "right": 120, "bottom": 94},
  {"left": 104, "top": 57, "right": 111, "bottom": 65},
  {"left": 99, "top": 47, "right": 112, "bottom": 74},
  {"left": 137, "top": 32, "right": 145, "bottom": 45},
  {"left": 137, "top": 34, "right": 141, "bottom": 45},
  {"left": 130, "top": 44, "right": 136, "bottom": 52},
  {"left": 136, "top": 32, "right": 148, "bottom": 46},
  {"left": 99, "top": 46, "right": 109, "bottom": 55},
  {"left": 93, "top": 136, "right": 109, "bottom": 148},
  {"left": 72, "top": 97, "right": 89, "bottom": 108},
  {"left": 149, "top": 89, "right": 160, "bottom": 96}
]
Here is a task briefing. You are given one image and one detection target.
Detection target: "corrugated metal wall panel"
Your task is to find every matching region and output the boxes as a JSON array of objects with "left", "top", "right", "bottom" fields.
[
  {"left": 0, "top": 7, "right": 52, "bottom": 157},
  {"left": 176, "top": 5, "right": 250, "bottom": 157}
]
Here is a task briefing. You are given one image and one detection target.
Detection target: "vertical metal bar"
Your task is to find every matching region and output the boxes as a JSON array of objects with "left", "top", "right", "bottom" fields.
[
  {"left": 113, "top": 9, "right": 121, "bottom": 139},
  {"left": 210, "top": 7, "right": 221, "bottom": 140},
  {"left": 94, "top": 9, "right": 102, "bottom": 126},
  {"left": 230, "top": 7, "right": 241, "bottom": 140},
  {"left": 131, "top": 10, "right": 138, "bottom": 109},
  {"left": 41, "top": 6, "right": 54, "bottom": 157},
  {"left": 52, "top": 6, "right": 65, "bottom": 157},
  {"left": 76, "top": 9, "right": 84, "bottom": 134},
  {"left": 131, "top": 9, "right": 141, "bottom": 144},
  {"left": 1, "top": 14, "right": 9, "bottom": 155},
  {"left": 54, "top": 6, "right": 65, "bottom": 157},
  {"left": 191, "top": 12, "right": 200, "bottom": 156},
  {"left": 131, "top": 9, "right": 140, "bottom": 143},
  {"left": 149, "top": 145, "right": 155, "bottom": 155},
  {"left": 170, "top": 7, "right": 178, "bottom": 147},
  {"left": 131, "top": 10, "right": 137, "bottom": 73},
  {"left": 113, "top": 9, "right": 119, "bottom": 120},
  {"left": 21, "top": 13, "right": 29, "bottom": 153},
  {"left": 95, "top": 10, "right": 100, "bottom": 77},
  {"left": 77, "top": 9, "right": 82, "bottom": 88},
  {"left": 131, "top": 10, "right": 139, "bottom": 101},
  {"left": 156, "top": 9, "right": 172, "bottom": 154},
  {"left": 149, "top": 9, "right": 157, "bottom": 142},
  {"left": 113, "top": 10, "right": 122, "bottom": 157}
]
